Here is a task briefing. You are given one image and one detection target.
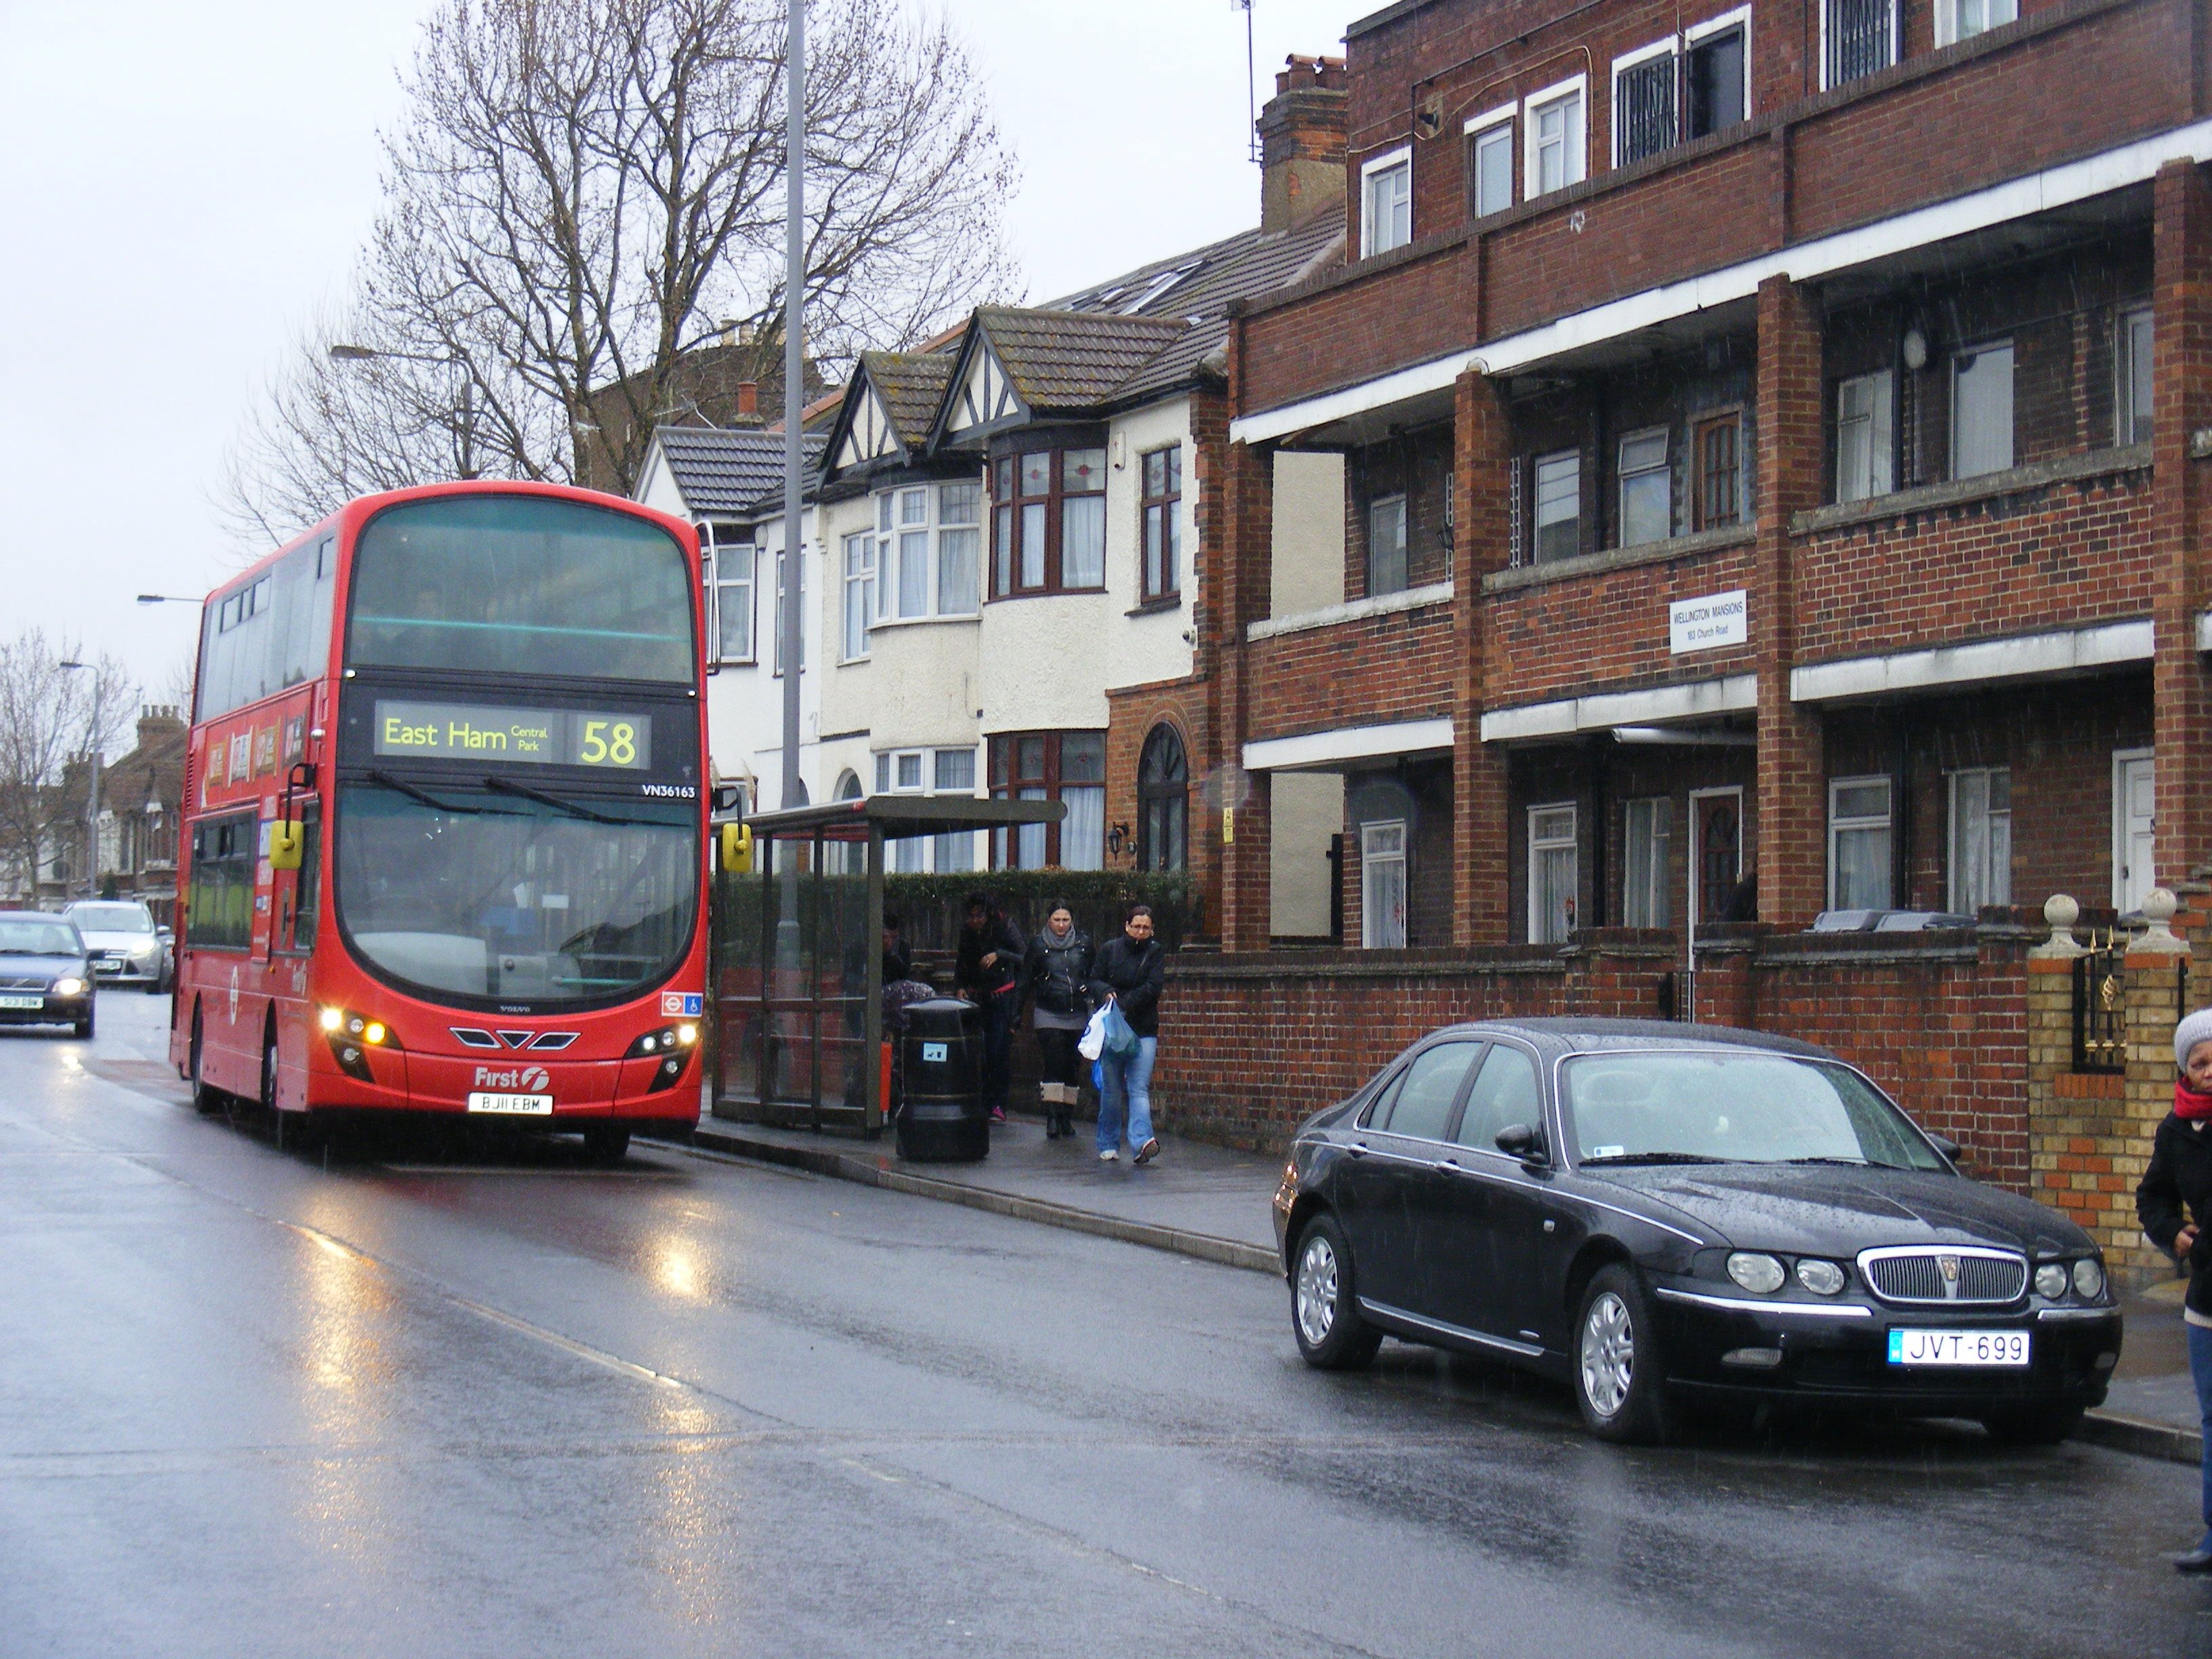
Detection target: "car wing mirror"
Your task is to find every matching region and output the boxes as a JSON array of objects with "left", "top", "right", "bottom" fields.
[
  {"left": 1928, "top": 1133, "right": 1963, "bottom": 1166},
  {"left": 1494, "top": 1122, "right": 1547, "bottom": 1163}
]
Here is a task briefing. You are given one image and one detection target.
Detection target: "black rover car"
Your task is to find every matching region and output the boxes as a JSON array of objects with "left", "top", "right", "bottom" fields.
[{"left": 1273, "top": 1019, "right": 2121, "bottom": 1443}]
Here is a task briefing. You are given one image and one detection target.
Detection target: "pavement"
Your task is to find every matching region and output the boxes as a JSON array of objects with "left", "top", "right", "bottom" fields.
[
  {"left": 684, "top": 1100, "right": 2209, "bottom": 1467},
  {"left": 9, "top": 992, "right": 2210, "bottom": 1658}
]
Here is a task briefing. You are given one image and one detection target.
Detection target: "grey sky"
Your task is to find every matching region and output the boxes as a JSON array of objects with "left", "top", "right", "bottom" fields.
[{"left": 0, "top": 0, "right": 1357, "bottom": 691}]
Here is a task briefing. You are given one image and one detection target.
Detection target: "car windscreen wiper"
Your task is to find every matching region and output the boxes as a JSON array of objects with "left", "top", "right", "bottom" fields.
[
  {"left": 1577, "top": 1151, "right": 1732, "bottom": 1167},
  {"left": 367, "top": 769, "right": 487, "bottom": 815},
  {"left": 483, "top": 773, "right": 657, "bottom": 827},
  {"left": 1784, "top": 1155, "right": 1910, "bottom": 1170}
]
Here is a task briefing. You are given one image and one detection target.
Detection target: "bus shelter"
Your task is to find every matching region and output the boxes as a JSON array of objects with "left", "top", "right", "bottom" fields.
[{"left": 709, "top": 796, "right": 1065, "bottom": 1135}]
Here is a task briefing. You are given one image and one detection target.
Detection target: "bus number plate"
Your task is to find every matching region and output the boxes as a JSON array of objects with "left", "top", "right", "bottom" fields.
[{"left": 467, "top": 1092, "right": 554, "bottom": 1115}]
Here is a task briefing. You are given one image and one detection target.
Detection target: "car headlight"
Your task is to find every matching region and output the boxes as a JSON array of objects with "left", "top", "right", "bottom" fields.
[
  {"left": 52, "top": 977, "right": 85, "bottom": 998},
  {"left": 1795, "top": 1259, "right": 1846, "bottom": 1296},
  {"left": 1727, "top": 1252, "right": 1787, "bottom": 1294},
  {"left": 2072, "top": 1257, "right": 2105, "bottom": 1300},
  {"left": 130, "top": 942, "right": 159, "bottom": 960},
  {"left": 2034, "top": 1263, "right": 2070, "bottom": 1300}
]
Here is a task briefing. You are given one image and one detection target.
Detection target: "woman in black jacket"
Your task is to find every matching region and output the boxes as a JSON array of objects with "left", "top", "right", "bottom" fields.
[
  {"left": 955, "top": 893, "right": 1025, "bottom": 1123},
  {"left": 1084, "top": 903, "right": 1167, "bottom": 1165},
  {"left": 2141, "top": 1006, "right": 2212, "bottom": 1572},
  {"left": 1024, "top": 903, "right": 1092, "bottom": 1139}
]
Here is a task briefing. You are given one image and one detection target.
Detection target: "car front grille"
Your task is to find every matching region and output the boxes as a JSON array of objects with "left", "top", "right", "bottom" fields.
[
  {"left": 1859, "top": 1246, "right": 2027, "bottom": 1306},
  {"left": 0, "top": 975, "right": 47, "bottom": 991}
]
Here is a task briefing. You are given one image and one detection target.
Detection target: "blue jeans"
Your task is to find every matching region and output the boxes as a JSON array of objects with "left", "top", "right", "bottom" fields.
[
  {"left": 1097, "top": 1037, "right": 1157, "bottom": 1155},
  {"left": 2191, "top": 1322, "right": 2212, "bottom": 1542}
]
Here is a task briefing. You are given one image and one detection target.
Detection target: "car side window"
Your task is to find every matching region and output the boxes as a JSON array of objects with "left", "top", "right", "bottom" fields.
[
  {"left": 1374, "top": 1042, "right": 1481, "bottom": 1142},
  {"left": 1358, "top": 1068, "right": 1407, "bottom": 1128},
  {"left": 1455, "top": 1044, "right": 1542, "bottom": 1152}
]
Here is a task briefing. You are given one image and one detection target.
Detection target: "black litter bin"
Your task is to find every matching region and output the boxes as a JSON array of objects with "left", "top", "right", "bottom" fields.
[{"left": 896, "top": 998, "right": 989, "bottom": 1162}]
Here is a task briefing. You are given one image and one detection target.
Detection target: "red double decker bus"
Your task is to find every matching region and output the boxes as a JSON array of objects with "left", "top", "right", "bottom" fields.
[{"left": 169, "top": 483, "right": 712, "bottom": 1161}]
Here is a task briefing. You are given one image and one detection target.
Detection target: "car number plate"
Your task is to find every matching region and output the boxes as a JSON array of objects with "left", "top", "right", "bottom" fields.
[
  {"left": 0, "top": 995, "right": 43, "bottom": 1010},
  {"left": 466, "top": 1092, "right": 554, "bottom": 1115},
  {"left": 1888, "top": 1328, "right": 2031, "bottom": 1368}
]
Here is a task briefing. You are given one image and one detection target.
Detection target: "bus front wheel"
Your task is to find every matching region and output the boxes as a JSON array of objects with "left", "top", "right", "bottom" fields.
[{"left": 582, "top": 1125, "right": 630, "bottom": 1167}]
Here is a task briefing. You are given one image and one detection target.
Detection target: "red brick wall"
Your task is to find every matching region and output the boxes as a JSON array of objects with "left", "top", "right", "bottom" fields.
[
  {"left": 1238, "top": 245, "right": 1473, "bottom": 421},
  {"left": 1484, "top": 537, "right": 1758, "bottom": 705},
  {"left": 1154, "top": 930, "right": 2032, "bottom": 1191},
  {"left": 1792, "top": 463, "right": 2155, "bottom": 663},
  {"left": 1245, "top": 601, "right": 1458, "bottom": 743}
]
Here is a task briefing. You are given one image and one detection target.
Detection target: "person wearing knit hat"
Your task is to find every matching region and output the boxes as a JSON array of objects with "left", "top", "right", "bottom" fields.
[{"left": 2142, "top": 1009, "right": 2212, "bottom": 1571}]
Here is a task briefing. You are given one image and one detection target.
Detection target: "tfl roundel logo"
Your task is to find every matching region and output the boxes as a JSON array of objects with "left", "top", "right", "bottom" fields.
[{"left": 661, "top": 991, "right": 704, "bottom": 1018}]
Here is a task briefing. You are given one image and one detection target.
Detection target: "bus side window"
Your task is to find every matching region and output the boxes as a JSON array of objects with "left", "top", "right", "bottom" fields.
[{"left": 290, "top": 817, "right": 321, "bottom": 952}]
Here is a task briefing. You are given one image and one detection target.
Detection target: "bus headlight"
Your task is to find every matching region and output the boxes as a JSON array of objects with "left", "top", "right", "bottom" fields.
[
  {"left": 628, "top": 1027, "right": 684, "bottom": 1059},
  {"left": 319, "top": 1007, "right": 344, "bottom": 1032},
  {"left": 323, "top": 1009, "right": 400, "bottom": 1082}
]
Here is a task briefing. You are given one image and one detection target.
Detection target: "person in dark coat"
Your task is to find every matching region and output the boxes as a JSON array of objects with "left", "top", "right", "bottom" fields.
[
  {"left": 1085, "top": 903, "right": 1167, "bottom": 1165},
  {"left": 880, "top": 909, "right": 914, "bottom": 988},
  {"left": 955, "top": 892, "right": 1025, "bottom": 1123},
  {"left": 2141, "top": 1006, "right": 2212, "bottom": 1572},
  {"left": 1024, "top": 903, "right": 1093, "bottom": 1139}
]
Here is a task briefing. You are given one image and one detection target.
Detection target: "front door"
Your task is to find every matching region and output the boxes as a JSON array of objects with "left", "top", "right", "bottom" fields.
[
  {"left": 1689, "top": 787, "right": 1743, "bottom": 926},
  {"left": 2114, "top": 750, "right": 2154, "bottom": 913}
]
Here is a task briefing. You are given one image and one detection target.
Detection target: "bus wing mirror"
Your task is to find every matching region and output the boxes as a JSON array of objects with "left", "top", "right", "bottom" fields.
[
  {"left": 720, "top": 821, "right": 753, "bottom": 874},
  {"left": 268, "top": 821, "right": 304, "bottom": 872},
  {"left": 712, "top": 782, "right": 743, "bottom": 814}
]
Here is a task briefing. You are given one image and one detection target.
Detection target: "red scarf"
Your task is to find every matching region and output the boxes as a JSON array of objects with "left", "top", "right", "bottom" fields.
[{"left": 2176, "top": 1080, "right": 2212, "bottom": 1121}]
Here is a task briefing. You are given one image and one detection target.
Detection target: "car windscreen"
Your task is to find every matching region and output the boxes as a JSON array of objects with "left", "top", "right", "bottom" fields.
[
  {"left": 334, "top": 780, "right": 697, "bottom": 1007},
  {"left": 66, "top": 903, "right": 155, "bottom": 934},
  {"left": 347, "top": 495, "right": 694, "bottom": 683},
  {"left": 1560, "top": 1051, "right": 1948, "bottom": 1170},
  {"left": 0, "top": 920, "right": 81, "bottom": 956}
]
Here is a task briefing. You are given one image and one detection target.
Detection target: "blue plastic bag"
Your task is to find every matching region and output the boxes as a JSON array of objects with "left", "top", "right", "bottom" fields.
[{"left": 1100, "top": 1000, "right": 1139, "bottom": 1059}]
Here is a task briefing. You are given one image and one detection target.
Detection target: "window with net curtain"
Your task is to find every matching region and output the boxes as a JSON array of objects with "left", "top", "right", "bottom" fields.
[
  {"left": 989, "top": 732, "right": 1104, "bottom": 870},
  {"left": 1828, "top": 776, "right": 1893, "bottom": 909}
]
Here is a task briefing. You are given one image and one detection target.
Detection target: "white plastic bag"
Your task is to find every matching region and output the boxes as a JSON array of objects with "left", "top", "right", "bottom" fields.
[{"left": 1078, "top": 1003, "right": 1111, "bottom": 1061}]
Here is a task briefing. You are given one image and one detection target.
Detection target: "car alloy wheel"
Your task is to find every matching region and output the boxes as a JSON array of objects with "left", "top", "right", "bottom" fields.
[
  {"left": 1296, "top": 1232, "right": 1340, "bottom": 1348},
  {"left": 1580, "top": 1291, "right": 1635, "bottom": 1419}
]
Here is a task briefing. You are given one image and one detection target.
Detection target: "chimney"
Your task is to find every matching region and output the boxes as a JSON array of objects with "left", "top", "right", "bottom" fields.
[
  {"left": 136, "top": 705, "right": 184, "bottom": 755},
  {"left": 735, "top": 381, "right": 759, "bottom": 420},
  {"left": 1258, "top": 54, "right": 1349, "bottom": 234}
]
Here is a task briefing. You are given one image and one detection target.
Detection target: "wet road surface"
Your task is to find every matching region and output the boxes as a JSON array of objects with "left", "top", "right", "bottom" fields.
[{"left": 1, "top": 993, "right": 2205, "bottom": 1658}]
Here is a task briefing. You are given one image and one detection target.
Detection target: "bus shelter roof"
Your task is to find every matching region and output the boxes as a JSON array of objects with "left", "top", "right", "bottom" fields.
[{"left": 739, "top": 795, "right": 1067, "bottom": 840}]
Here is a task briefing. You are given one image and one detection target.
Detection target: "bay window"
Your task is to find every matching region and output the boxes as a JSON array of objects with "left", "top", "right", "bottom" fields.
[
  {"left": 989, "top": 732, "right": 1105, "bottom": 869},
  {"left": 991, "top": 446, "right": 1108, "bottom": 598}
]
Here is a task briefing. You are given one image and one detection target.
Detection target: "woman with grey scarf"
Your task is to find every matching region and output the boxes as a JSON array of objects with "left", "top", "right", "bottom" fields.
[{"left": 1025, "top": 903, "right": 1093, "bottom": 1139}]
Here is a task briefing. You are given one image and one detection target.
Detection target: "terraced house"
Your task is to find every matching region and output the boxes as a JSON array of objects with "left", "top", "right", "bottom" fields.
[{"left": 1214, "top": 0, "right": 2212, "bottom": 956}]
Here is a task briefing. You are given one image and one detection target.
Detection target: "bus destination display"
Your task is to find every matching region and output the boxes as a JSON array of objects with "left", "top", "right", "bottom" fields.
[{"left": 373, "top": 699, "right": 652, "bottom": 769}]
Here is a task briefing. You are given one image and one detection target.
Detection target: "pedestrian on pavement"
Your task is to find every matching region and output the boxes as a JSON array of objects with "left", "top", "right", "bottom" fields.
[
  {"left": 2141, "top": 1004, "right": 2212, "bottom": 1572},
  {"left": 956, "top": 891, "right": 1025, "bottom": 1124},
  {"left": 1086, "top": 902, "right": 1166, "bottom": 1166},
  {"left": 1025, "top": 902, "right": 1093, "bottom": 1140}
]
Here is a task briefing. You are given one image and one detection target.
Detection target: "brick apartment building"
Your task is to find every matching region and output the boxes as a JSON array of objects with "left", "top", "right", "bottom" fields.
[{"left": 1208, "top": 0, "right": 2212, "bottom": 959}]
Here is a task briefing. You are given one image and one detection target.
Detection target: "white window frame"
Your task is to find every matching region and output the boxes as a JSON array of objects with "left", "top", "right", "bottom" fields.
[
  {"left": 1521, "top": 75, "right": 1588, "bottom": 199},
  {"left": 1684, "top": 8, "right": 1754, "bottom": 137},
  {"left": 1527, "top": 802, "right": 1579, "bottom": 944},
  {"left": 1361, "top": 819, "right": 1409, "bottom": 949},
  {"left": 1611, "top": 37, "right": 1679, "bottom": 171},
  {"left": 772, "top": 548, "right": 803, "bottom": 678},
  {"left": 1531, "top": 449, "right": 1582, "bottom": 563},
  {"left": 840, "top": 530, "right": 875, "bottom": 662},
  {"left": 1934, "top": 0, "right": 2018, "bottom": 47},
  {"left": 1368, "top": 492, "right": 1409, "bottom": 596},
  {"left": 1835, "top": 369, "right": 1895, "bottom": 504},
  {"left": 1820, "top": 0, "right": 1900, "bottom": 89},
  {"left": 1617, "top": 426, "right": 1673, "bottom": 548},
  {"left": 703, "top": 527, "right": 756, "bottom": 665},
  {"left": 1827, "top": 775, "right": 1894, "bottom": 911},
  {"left": 2118, "top": 305, "right": 2154, "bottom": 447},
  {"left": 1465, "top": 103, "right": 1517, "bottom": 218},
  {"left": 1950, "top": 337, "right": 2015, "bottom": 480},
  {"left": 1947, "top": 766, "right": 2012, "bottom": 914},
  {"left": 1359, "top": 146, "right": 1414, "bottom": 257},
  {"left": 1622, "top": 796, "right": 1673, "bottom": 928},
  {"left": 2114, "top": 747, "right": 2156, "bottom": 913}
]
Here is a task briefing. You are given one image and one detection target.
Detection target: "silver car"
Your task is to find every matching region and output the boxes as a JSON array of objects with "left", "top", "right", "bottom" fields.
[{"left": 60, "top": 900, "right": 167, "bottom": 991}]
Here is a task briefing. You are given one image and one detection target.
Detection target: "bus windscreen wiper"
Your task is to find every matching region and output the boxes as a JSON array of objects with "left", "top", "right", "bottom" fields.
[
  {"left": 367, "top": 769, "right": 485, "bottom": 815},
  {"left": 483, "top": 773, "right": 634, "bottom": 826}
]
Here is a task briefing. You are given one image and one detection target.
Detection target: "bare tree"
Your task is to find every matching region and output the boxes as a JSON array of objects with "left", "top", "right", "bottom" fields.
[
  {"left": 0, "top": 631, "right": 138, "bottom": 903},
  {"left": 223, "top": 0, "right": 1020, "bottom": 544}
]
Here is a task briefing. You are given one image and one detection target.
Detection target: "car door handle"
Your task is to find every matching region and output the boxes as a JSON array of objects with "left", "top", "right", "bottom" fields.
[{"left": 1348, "top": 1141, "right": 1370, "bottom": 1159}]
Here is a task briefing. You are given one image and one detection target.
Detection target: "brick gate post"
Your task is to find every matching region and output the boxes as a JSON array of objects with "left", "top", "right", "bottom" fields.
[
  {"left": 1753, "top": 276, "right": 1827, "bottom": 928},
  {"left": 1454, "top": 367, "right": 1513, "bottom": 945},
  {"left": 2117, "top": 890, "right": 2192, "bottom": 1275}
]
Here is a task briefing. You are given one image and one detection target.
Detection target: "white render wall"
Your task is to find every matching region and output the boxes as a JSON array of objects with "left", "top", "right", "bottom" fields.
[
  {"left": 975, "top": 395, "right": 1196, "bottom": 737},
  {"left": 1270, "top": 771, "right": 1342, "bottom": 937},
  {"left": 1271, "top": 451, "right": 1347, "bottom": 617}
]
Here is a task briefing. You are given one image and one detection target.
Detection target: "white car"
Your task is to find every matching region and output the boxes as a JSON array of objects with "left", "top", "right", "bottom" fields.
[{"left": 60, "top": 900, "right": 167, "bottom": 991}]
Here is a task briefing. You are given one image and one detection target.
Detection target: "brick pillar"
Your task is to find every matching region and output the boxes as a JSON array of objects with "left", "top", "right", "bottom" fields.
[
  {"left": 1454, "top": 367, "right": 1513, "bottom": 945},
  {"left": 1753, "top": 276, "right": 1826, "bottom": 928},
  {"left": 2152, "top": 160, "right": 2212, "bottom": 890},
  {"left": 1214, "top": 434, "right": 1276, "bottom": 952},
  {"left": 2118, "top": 924, "right": 2190, "bottom": 1275}
]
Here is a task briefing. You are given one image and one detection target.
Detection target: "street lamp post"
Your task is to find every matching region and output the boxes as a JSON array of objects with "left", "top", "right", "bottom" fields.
[
  {"left": 780, "top": 0, "right": 804, "bottom": 815},
  {"left": 57, "top": 661, "right": 100, "bottom": 901},
  {"left": 327, "top": 343, "right": 477, "bottom": 479}
]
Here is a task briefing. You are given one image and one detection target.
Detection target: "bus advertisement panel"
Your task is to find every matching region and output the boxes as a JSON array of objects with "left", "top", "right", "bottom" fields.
[{"left": 168, "top": 483, "right": 712, "bottom": 1162}]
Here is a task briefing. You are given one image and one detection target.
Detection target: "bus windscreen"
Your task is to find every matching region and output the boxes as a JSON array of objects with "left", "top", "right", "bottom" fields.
[{"left": 347, "top": 495, "right": 694, "bottom": 683}]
